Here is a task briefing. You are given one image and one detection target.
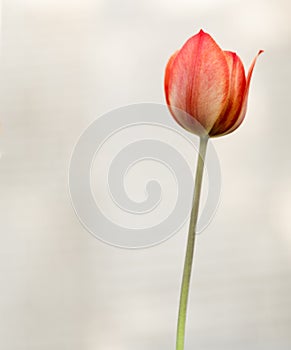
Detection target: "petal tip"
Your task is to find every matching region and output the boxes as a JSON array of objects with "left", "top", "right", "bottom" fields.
[{"left": 198, "top": 29, "right": 208, "bottom": 36}]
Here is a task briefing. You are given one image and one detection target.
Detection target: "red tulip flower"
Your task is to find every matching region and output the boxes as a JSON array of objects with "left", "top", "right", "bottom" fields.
[
  {"left": 165, "top": 29, "right": 263, "bottom": 137},
  {"left": 165, "top": 30, "right": 263, "bottom": 350}
]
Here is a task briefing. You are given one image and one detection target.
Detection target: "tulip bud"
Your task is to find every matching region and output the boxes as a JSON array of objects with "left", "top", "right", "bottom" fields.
[{"left": 164, "top": 30, "right": 263, "bottom": 137}]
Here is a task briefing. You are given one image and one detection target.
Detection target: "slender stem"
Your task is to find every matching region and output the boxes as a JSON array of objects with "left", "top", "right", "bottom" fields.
[{"left": 176, "top": 135, "right": 209, "bottom": 350}]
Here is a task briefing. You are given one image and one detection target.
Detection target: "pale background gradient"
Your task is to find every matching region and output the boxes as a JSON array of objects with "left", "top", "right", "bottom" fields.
[{"left": 0, "top": 0, "right": 291, "bottom": 349}]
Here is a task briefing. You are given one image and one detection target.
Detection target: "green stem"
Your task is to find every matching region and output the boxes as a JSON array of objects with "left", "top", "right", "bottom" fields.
[{"left": 176, "top": 135, "right": 209, "bottom": 350}]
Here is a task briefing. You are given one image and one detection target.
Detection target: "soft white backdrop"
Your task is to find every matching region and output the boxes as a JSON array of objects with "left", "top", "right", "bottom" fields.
[{"left": 0, "top": 0, "right": 291, "bottom": 349}]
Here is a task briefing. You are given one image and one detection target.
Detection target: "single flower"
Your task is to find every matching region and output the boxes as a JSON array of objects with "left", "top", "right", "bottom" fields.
[
  {"left": 164, "top": 29, "right": 263, "bottom": 137},
  {"left": 165, "top": 30, "right": 263, "bottom": 350}
]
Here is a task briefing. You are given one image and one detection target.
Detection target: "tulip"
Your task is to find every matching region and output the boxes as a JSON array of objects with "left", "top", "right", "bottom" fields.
[
  {"left": 165, "top": 30, "right": 263, "bottom": 350},
  {"left": 165, "top": 29, "right": 263, "bottom": 137}
]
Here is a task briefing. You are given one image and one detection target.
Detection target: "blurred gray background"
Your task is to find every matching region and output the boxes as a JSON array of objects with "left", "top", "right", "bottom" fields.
[{"left": 0, "top": 0, "right": 291, "bottom": 349}]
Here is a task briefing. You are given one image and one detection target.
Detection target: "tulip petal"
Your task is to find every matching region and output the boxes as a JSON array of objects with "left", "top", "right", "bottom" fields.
[
  {"left": 221, "top": 50, "right": 264, "bottom": 136},
  {"left": 165, "top": 51, "right": 179, "bottom": 106},
  {"left": 165, "top": 50, "right": 201, "bottom": 132},
  {"left": 165, "top": 30, "right": 230, "bottom": 135},
  {"left": 209, "top": 51, "right": 246, "bottom": 136}
]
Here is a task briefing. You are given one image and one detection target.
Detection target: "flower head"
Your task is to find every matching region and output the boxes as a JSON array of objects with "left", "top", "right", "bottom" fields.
[{"left": 165, "top": 30, "right": 263, "bottom": 137}]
